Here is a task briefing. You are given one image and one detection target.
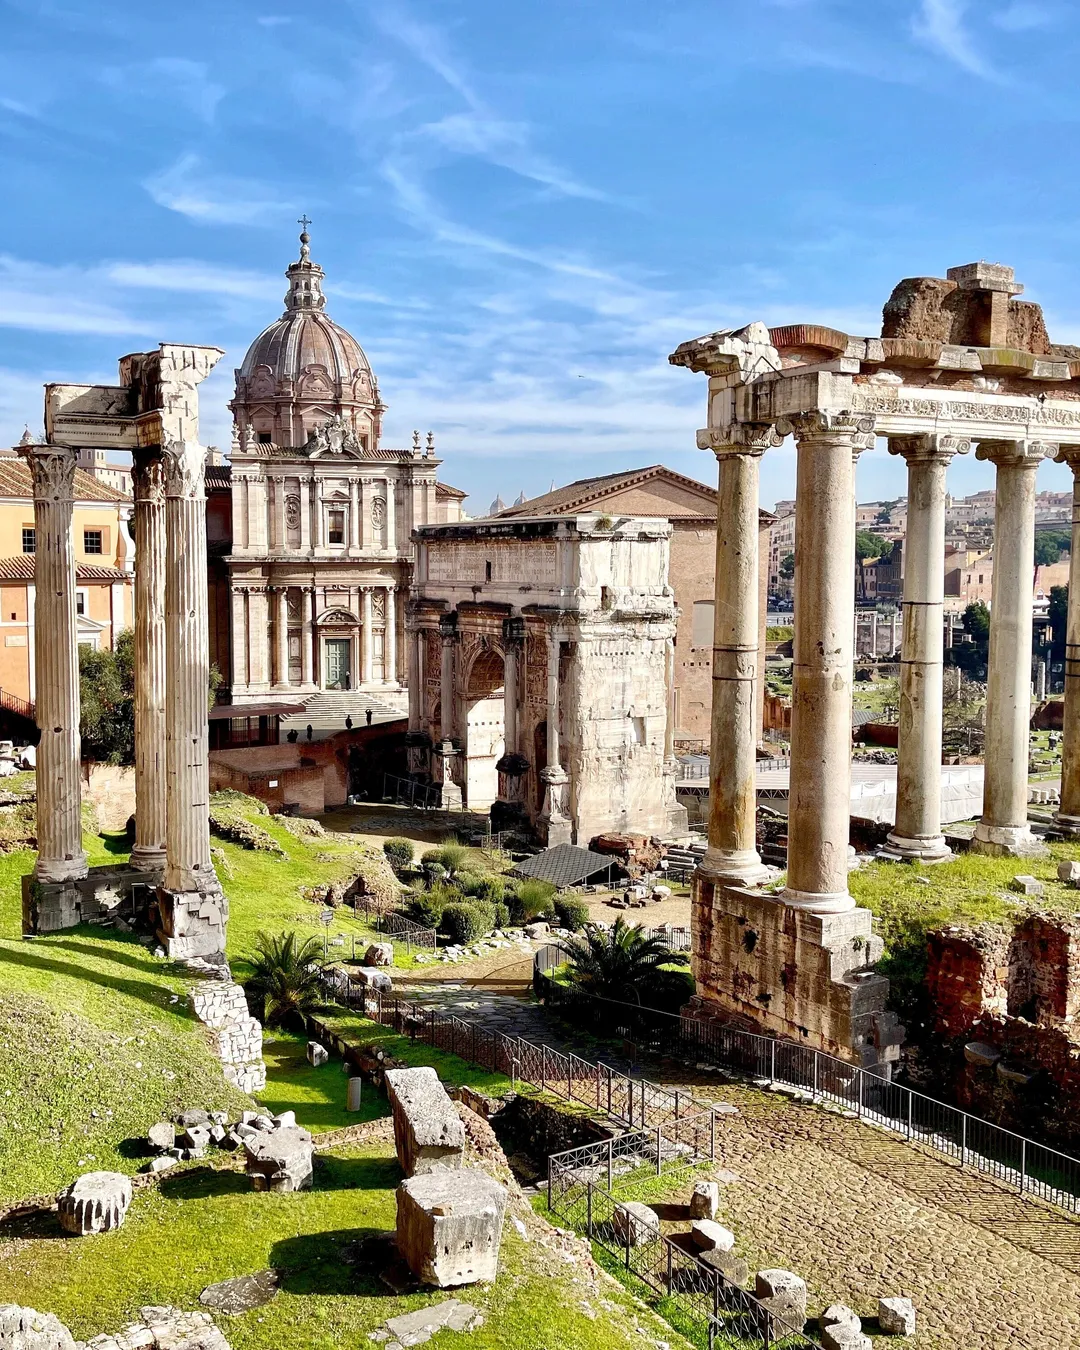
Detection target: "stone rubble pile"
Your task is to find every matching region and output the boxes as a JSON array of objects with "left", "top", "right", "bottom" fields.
[
  {"left": 0, "top": 1305, "right": 230, "bottom": 1350},
  {"left": 144, "top": 1108, "right": 304, "bottom": 1179},
  {"left": 188, "top": 981, "right": 266, "bottom": 1094}
]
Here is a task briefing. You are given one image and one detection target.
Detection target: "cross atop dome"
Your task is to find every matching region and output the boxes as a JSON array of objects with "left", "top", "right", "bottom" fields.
[{"left": 284, "top": 219, "right": 326, "bottom": 313}]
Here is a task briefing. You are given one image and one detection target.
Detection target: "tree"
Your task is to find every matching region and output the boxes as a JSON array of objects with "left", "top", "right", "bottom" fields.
[
  {"left": 942, "top": 673, "right": 986, "bottom": 756},
  {"left": 950, "top": 601, "right": 991, "bottom": 680},
  {"left": 558, "top": 917, "right": 689, "bottom": 1009},
  {"left": 243, "top": 930, "right": 325, "bottom": 1029},
  {"left": 79, "top": 629, "right": 135, "bottom": 765},
  {"left": 855, "top": 530, "right": 890, "bottom": 562},
  {"left": 779, "top": 552, "right": 795, "bottom": 580},
  {"left": 1049, "top": 584, "right": 1069, "bottom": 669},
  {"left": 1035, "top": 529, "right": 1071, "bottom": 566}
]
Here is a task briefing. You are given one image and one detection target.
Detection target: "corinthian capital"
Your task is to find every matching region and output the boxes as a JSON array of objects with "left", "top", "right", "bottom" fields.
[
  {"left": 18, "top": 442, "right": 77, "bottom": 503},
  {"left": 975, "top": 438, "right": 1057, "bottom": 469},
  {"left": 697, "top": 422, "right": 783, "bottom": 458},
  {"left": 132, "top": 448, "right": 167, "bottom": 504},
  {"left": 776, "top": 410, "right": 877, "bottom": 452},
  {"left": 162, "top": 439, "right": 207, "bottom": 500},
  {"left": 1055, "top": 443, "right": 1080, "bottom": 472},
  {"left": 887, "top": 432, "right": 971, "bottom": 464}
]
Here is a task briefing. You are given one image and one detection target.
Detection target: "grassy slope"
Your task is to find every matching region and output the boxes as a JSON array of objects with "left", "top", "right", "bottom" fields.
[{"left": 0, "top": 836, "right": 252, "bottom": 1203}]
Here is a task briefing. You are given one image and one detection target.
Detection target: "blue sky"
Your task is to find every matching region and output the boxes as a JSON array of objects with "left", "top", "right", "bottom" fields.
[{"left": 2, "top": 0, "right": 1080, "bottom": 513}]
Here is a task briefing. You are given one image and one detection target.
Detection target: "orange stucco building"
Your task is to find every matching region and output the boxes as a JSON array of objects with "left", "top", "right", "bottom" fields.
[{"left": 0, "top": 454, "right": 133, "bottom": 711}]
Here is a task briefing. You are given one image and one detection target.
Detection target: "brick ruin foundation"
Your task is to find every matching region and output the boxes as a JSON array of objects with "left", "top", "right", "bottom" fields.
[{"left": 921, "top": 913, "right": 1080, "bottom": 1146}]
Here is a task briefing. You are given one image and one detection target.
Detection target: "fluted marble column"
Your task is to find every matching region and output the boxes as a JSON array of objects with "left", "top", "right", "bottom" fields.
[
  {"left": 972, "top": 438, "right": 1054, "bottom": 856},
  {"left": 779, "top": 412, "right": 875, "bottom": 912},
  {"left": 503, "top": 632, "right": 520, "bottom": 756},
  {"left": 159, "top": 439, "right": 223, "bottom": 957},
  {"left": 20, "top": 441, "right": 86, "bottom": 883},
  {"left": 1056, "top": 446, "right": 1080, "bottom": 834},
  {"left": 385, "top": 584, "right": 398, "bottom": 684},
  {"left": 886, "top": 433, "right": 968, "bottom": 861},
  {"left": 130, "top": 448, "right": 167, "bottom": 871},
  {"left": 439, "top": 617, "right": 457, "bottom": 741},
  {"left": 273, "top": 587, "right": 290, "bottom": 689},
  {"left": 386, "top": 477, "right": 397, "bottom": 553},
  {"left": 700, "top": 434, "right": 771, "bottom": 885},
  {"left": 363, "top": 588, "right": 374, "bottom": 685}
]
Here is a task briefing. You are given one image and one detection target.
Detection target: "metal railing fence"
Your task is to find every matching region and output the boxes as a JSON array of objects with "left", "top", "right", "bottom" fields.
[
  {"left": 548, "top": 1134, "right": 820, "bottom": 1350},
  {"left": 532, "top": 968, "right": 1080, "bottom": 1215}
]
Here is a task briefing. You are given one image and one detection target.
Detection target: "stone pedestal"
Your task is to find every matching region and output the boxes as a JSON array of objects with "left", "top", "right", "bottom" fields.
[
  {"left": 972, "top": 439, "right": 1053, "bottom": 857},
  {"left": 19, "top": 441, "right": 87, "bottom": 884},
  {"left": 885, "top": 435, "right": 967, "bottom": 861},
  {"left": 131, "top": 449, "right": 168, "bottom": 872},
  {"left": 158, "top": 440, "right": 225, "bottom": 958},
  {"left": 396, "top": 1168, "right": 508, "bottom": 1287},
  {"left": 434, "top": 739, "right": 463, "bottom": 811},
  {"left": 539, "top": 765, "right": 572, "bottom": 845},
  {"left": 689, "top": 877, "right": 903, "bottom": 1069}
]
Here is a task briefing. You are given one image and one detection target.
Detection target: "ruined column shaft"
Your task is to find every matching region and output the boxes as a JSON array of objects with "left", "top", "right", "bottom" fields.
[
  {"left": 22, "top": 444, "right": 87, "bottom": 882},
  {"left": 162, "top": 443, "right": 216, "bottom": 898},
  {"left": 782, "top": 414, "right": 874, "bottom": 911},
  {"left": 1057, "top": 450, "right": 1080, "bottom": 831},
  {"left": 131, "top": 449, "right": 167, "bottom": 871},
  {"left": 972, "top": 439, "right": 1053, "bottom": 855},
  {"left": 702, "top": 443, "right": 768, "bottom": 883},
  {"left": 887, "top": 436, "right": 966, "bottom": 859}
]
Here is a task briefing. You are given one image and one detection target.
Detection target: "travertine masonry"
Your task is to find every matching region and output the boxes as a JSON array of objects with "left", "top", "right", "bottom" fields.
[{"left": 189, "top": 981, "right": 266, "bottom": 1093}]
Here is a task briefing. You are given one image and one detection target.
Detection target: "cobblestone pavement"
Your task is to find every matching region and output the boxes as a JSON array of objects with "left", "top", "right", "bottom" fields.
[{"left": 401, "top": 987, "right": 1080, "bottom": 1349}]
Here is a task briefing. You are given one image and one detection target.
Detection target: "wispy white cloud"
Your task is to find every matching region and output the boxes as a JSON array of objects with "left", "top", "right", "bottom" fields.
[
  {"left": 0, "top": 255, "right": 155, "bottom": 337},
  {"left": 143, "top": 154, "right": 291, "bottom": 226},
  {"left": 105, "top": 260, "right": 278, "bottom": 301},
  {"left": 101, "top": 58, "right": 225, "bottom": 124},
  {"left": 993, "top": 1, "right": 1058, "bottom": 30},
  {"left": 912, "top": 0, "right": 1001, "bottom": 80}
]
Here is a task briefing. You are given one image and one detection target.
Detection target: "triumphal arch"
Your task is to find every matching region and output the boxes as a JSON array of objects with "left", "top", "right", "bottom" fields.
[{"left": 671, "top": 261, "right": 1080, "bottom": 1068}]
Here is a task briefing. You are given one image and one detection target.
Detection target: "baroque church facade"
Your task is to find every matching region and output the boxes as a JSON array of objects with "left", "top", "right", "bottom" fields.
[{"left": 207, "top": 228, "right": 464, "bottom": 711}]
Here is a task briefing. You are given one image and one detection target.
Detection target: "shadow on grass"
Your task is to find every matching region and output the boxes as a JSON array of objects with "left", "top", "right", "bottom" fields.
[
  {"left": 316, "top": 1153, "right": 401, "bottom": 1193},
  {"left": 99, "top": 831, "right": 132, "bottom": 856},
  {"left": 1, "top": 943, "right": 190, "bottom": 1017},
  {"left": 159, "top": 1167, "right": 252, "bottom": 1201},
  {"left": 271, "top": 1227, "right": 390, "bottom": 1296},
  {"left": 0, "top": 1207, "right": 67, "bottom": 1241}
]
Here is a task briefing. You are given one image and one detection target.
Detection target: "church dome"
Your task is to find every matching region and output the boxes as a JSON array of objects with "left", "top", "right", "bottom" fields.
[
  {"left": 239, "top": 229, "right": 372, "bottom": 385},
  {"left": 231, "top": 225, "right": 384, "bottom": 452}
]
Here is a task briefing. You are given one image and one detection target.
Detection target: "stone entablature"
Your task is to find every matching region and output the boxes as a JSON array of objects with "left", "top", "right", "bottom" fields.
[{"left": 408, "top": 515, "right": 686, "bottom": 842}]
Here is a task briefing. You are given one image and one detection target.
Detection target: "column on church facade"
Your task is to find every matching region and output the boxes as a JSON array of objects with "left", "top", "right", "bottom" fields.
[
  {"left": 301, "top": 586, "right": 315, "bottom": 688},
  {"left": 359, "top": 480, "right": 368, "bottom": 550},
  {"left": 886, "top": 433, "right": 966, "bottom": 860},
  {"left": 272, "top": 475, "right": 286, "bottom": 551},
  {"left": 1056, "top": 446, "right": 1080, "bottom": 833},
  {"left": 972, "top": 439, "right": 1054, "bottom": 855},
  {"left": 230, "top": 587, "right": 247, "bottom": 691},
  {"left": 779, "top": 412, "right": 875, "bottom": 912},
  {"left": 386, "top": 476, "right": 397, "bottom": 553},
  {"left": 349, "top": 479, "right": 361, "bottom": 551},
  {"left": 248, "top": 588, "right": 271, "bottom": 689},
  {"left": 363, "top": 587, "right": 374, "bottom": 685},
  {"left": 311, "top": 477, "right": 322, "bottom": 550},
  {"left": 273, "top": 586, "right": 290, "bottom": 689},
  {"left": 130, "top": 448, "right": 167, "bottom": 871},
  {"left": 299, "top": 479, "right": 311, "bottom": 551},
  {"left": 385, "top": 584, "right": 398, "bottom": 684},
  {"left": 700, "top": 432, "right": 771, "bottom": 886},
  {"left": 158, "top": 439, "right": 223, "bottom": 957},
  {"left": 20, "top": 442, "right": 87, "bottom": 883}
]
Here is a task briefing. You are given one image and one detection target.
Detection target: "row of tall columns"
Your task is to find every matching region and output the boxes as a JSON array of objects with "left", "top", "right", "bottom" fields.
[
  {"left": 130, "top": 452, "right": 168, "bottom": 871},
  {"left": 1058, "top": 450, "right": 1080, "bottom": 832}
]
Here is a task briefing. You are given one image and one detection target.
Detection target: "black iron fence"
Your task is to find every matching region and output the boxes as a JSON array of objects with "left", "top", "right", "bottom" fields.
[
  {"left": 548, "top": 1133, "right": 820, "bottom": 1349},
  {"left": 533, "top": 968, "right": 1080, "bottom": 1216}
]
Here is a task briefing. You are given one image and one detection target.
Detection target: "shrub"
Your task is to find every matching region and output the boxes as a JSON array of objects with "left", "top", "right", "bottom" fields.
[
  {"left": 555, "top": 896, "right": 590, "bottom": 932},
  {"left": 432, "top": 842, "right": 468, "bottom": 877},
  {"left": 440, "top": 901, "right": 495, "bottom": 945},
  {"left": 408, "top": 889, "right": 450, "bottom": 929},
  {"left": 519, "top": 879, "right": 556, "bottom": 922},
  {"left": 474, "top": 873, "right": 506, "bottom": 905},
  {"left": 455, "top": 871, "right": 486, "bottom": 898},
  {"left": 420, "top": 858, "right": 447, "bottom": 888},
  {"left": 383, "top": 837, "right": 415, "bottom": 873},
  {"left": 493, "top": 901, "right": 510, "bottom": 929}
]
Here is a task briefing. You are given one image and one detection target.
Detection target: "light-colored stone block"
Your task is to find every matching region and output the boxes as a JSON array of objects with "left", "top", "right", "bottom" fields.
[
  {"left": 244, "top": 1125, "right": 314, "bottom": 1192},
  {"left": 754, "top": 1269, "right": 807, "bottom": 1339},
  {"left": 0, "top": 1304, "right": 77, "bottom": 1350},
  {"left": 821, "top": 1326, "right": 870, "bottom": 1350},
  {"left": 396, "top": 1168, "right": 508, "bottom": 1287},
  {"left": 57, "top": 1171, "right": 132, "bottom": 1236},
  {"left": 689, "top": 1180, "right": 719, "bottom": 1219},
  {"left": 306, "top": 1040, "right": 329, "bottom": 1067},
  {"left": 690, "top": 1219, "right": 735, "bottom": 1252},
  {"left": 385, "top": 1066, "right": 465, "bottom": 1176},
  {"left": 1059, "top": 861, "right": 1080, "bottom": 886},
  {"left": 612, "top": 1201, "right": 660, "bottom": 1247},
  {"left": 1010, "top": 874, "right": 1043, "bottom": 896},
  {"left": 365, "top": 942, "right": 394, "bottom": 967},
  {"left": 878, "top": 1296, "right": 916, "bottom": 1336}
]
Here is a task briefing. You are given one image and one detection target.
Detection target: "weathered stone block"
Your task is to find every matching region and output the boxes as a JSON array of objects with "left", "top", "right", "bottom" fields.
[
  {"left": 365, "top": 942, "right": 394, "bottom": 967},
  {"left": 963, "top": 1040, "right": 1001, "bottom": 1068},
  {"left": 57, "top": 1171, "right": 132, "bottom": 1236},
  {"left": 1010, "top": 875, "right": 1044, "bottom": 896},
  {"left": 699, "top": 1247, "right": 749, "bottom": 1286},
  {"left": 307, "top": 1040, "right": 329, "bottom": 1067},
  {"left": 244, "top": 1125, "right": 314, "bottom": 1193},
  {"left": 878, "top": 1296, "right": 916, "bottom": 1336},
  {"left": 690, "top": 1219, "right": 734, "bottom": 1252},
  {"left": 396, "top": 1168, "right": 508, "bottom": 1287},
  {"left": 0, "top": 1304, "right": 77, "bottom": 1350},
  {"left": 612, "top": 1201, "right": 660, "bottom": 1247},
  {"left": 353, "top": 966, "right": 393, "bottom": 992},
  {"left": 821, "top": 1326, "right": 870, "bottom": 1350},
  {"left": 385, "top": 1067, "right": 465, "bottom": 1176},
  {"left": 689, "top": 1180, "right": 719, "bottom": 1219},
  {"left": 754, "top": 1269, "right": 807, "bottom": 1339},
  {"left": 147, "top": 1122, "right": 175, "bottom": 1153},
  {"left": 822, "top": 1304, "right": 861, "bottom": 1334}
]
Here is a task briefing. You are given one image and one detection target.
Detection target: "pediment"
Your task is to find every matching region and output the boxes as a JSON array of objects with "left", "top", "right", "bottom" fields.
[{"left": 316, "top": 607, "right": 360, "bottom": 627}]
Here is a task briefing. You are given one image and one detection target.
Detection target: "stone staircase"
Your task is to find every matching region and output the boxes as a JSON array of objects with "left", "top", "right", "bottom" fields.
[{"left": 279, "top": 690, "right": 407, "bottom": 742}]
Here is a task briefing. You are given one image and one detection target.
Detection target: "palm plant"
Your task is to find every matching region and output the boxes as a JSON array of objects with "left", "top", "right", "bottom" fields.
[
  {"left": 557, "top": 918, "right": 689, "bottom": 1009},
  {"left": 243, "top": 930, "right": 326, "bottom": 1029}
]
